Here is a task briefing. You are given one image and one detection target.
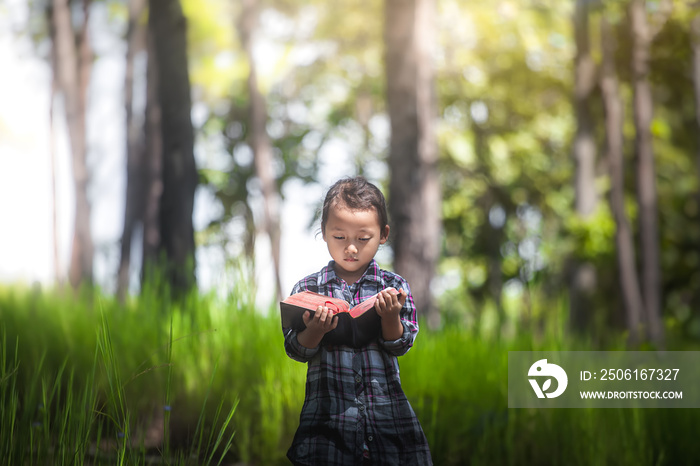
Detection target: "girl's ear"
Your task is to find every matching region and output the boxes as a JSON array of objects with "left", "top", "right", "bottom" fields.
[{"left": 380, "top": 225, "right": 390, "bottom": 244}]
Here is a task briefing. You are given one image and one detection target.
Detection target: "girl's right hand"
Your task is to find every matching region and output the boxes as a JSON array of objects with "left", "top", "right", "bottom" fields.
[{"left": 303, "top": 305, "right": 338, "bottom": 335}]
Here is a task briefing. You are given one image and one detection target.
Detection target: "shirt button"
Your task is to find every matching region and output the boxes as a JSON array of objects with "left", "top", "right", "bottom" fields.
[
  {"left": 368, "top": 435, "right": 373, "bottom": 442},
  {"left": 359, "top": 405, "right": 365, "bottom": 412},
  {"left": 355, "top": 375, "right": 362, "bottom": 383}
]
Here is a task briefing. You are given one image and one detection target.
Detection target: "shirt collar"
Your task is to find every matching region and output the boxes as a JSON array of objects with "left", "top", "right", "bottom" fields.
[{"left": 319, "top": 259, "right": 382, "bottom": 286}]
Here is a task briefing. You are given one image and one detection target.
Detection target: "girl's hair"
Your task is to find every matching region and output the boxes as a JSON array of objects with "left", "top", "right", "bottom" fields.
[{"left": 321, "top": 176, "right": 389, "bottom": 238}]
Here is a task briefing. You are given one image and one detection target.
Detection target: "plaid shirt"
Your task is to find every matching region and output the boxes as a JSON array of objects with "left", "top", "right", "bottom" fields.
[{"left": 283, "top": 260, "right": 432, "bottom": 466}]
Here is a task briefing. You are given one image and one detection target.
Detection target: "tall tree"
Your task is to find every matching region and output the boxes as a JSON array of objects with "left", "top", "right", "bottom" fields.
[
  {"left": 570, "top": 0, "right": 598, "bottom": 331},
  {"left": 629, "top": 0, "right": 668, "bottom": 346},
  {"left": 146, "top": 0, "right": 198, "bottom": 294},
  {"left": 141, "top": 27, "right": 163, "bottom": 288},
  {"left": 48, "top": 8, "right": 61, "bottom": 286},
  {"left": 117, "top": 0, "right": 148, "bottom": 301},
  {"left": 384, "top": 0, "right": 441, "bottom": 327},
  {"left": 239, "top": 0, "right": 283, "bottom": 301},
  {"left": 50, "top": 0, "right": 94, "bottom": 289},
  {"left": 600, "top": 15, "right": 645, "bottom": 343},
  {"left": 691, "top": 12, "right": 700, "bottom": 261}
]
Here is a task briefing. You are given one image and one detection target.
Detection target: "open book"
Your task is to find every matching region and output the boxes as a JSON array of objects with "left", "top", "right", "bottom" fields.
[{"left": 280, "top": 288, "right": 396, "bottom": 348}]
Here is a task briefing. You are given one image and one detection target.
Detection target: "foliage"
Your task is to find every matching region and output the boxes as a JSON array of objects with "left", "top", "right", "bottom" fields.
[
  {"left": 182, "top": 0, "right": 392, "bottom": 264},
  {"left": 429, "top": 1, "right": 700, "bottom": 342},
  {"left": 12, "top": 0, "right": 700, "bottom": 408},
  {"left": 36, "top": 0, "right": 696, "bottom": 340},
  {"left": 437, "top": 1, "right": 576, "bottom": 328}
]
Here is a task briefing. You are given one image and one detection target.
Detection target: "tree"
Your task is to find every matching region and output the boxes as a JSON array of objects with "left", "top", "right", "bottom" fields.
[
  {"left": 629, "top": 0, "right": 669, "bottom": 346},
  {"left": 147, "top": 0, "right": 198, "bottom": 295},
  {"left": 239, "top": 0, "right": 283, "bottom": 301},
  {"left": 692, "top": 12, "right": 700, "bottom": 265},
  {"left": 117, "top": 0, "right": 148, "bottom": 301},
  {"left": 384, "top": 0, "right": 441, "bottom": 327},
  {"left": 189, "top": 1, "right": 324, "bottom": 294},
  {"left": 50, "top": 0, "right": 94, "bottom": 289},
  {"left": 600, "top": 14, "right": 645, "bottom": 343},
  {"left": 570, "top": 0, "right": 599, "bottom": 331},
  {"left": 48, "top": 7, "right": 61, "bottom": 286},
  {"left": 118, "top": 0, "right": 198, "bottom": 298}
]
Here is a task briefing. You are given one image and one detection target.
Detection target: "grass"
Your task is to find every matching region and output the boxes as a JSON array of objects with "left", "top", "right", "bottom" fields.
[
  {"left": 1, "top": 282, "right": 699, "bottom": 465},
  {"left": 0, "top": 284, "right": 283, "bottom": 464}
]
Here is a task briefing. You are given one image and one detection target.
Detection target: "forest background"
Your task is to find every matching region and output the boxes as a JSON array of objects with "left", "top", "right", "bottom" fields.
[{"left": 2, "top": 0, "right": 700, "bottom": 464}]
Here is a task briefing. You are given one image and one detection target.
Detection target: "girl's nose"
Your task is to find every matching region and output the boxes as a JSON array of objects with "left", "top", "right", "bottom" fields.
[{"left": 347, "top": 243, "right": 358, "bottom": 254}]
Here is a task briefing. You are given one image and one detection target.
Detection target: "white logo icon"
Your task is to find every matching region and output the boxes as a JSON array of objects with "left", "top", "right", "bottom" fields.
[{"left": 528, "top": 359, "right": 568, "bottom": 398}]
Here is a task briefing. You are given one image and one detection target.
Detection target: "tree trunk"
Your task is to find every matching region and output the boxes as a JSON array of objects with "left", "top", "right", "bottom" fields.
[
  {"left": 117, "top": 0, "right": 148, "bottom": 301},
  {"left": 141, "top": 29, "right": 163, "bottom": 286},
  {"left": 691, "top": 14, "right": 700, "bottom": 312},
  {"left": 601, "top": 16, "right": 644, "bottom": 344},
  {"left": 240, "top": 0, "right": 283, "bottom": 301},
  {"left": 355, "top": 89, "right": 374, "bottom": 177},
  {"left": 629, "top": 0, "right": 664, "bottom": 347},
  {"left": 51, "top": 0, "right": 94, "bottom": 289},
  {"left": 50, "top": 77, "right": 61, "bottom": 286},
  {"left": 148, "top": 0, "right": 198, "bottom": 295},
  {"left": 573, "top": 0, "right": 598, "bottom": 219},
  {"left": 570, "top": 0, "right": 598, "bottom": 332},
  {"left": 48, "top": 9, "right": 62, "bottom": 287},
  {"left": 384, "top": 0, "right": 441, "bottom": 328}
]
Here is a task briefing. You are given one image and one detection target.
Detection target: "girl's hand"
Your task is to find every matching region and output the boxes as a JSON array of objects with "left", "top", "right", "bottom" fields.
[
  {"left": 375, "top": 288, "right": 406, "bottom": 320},
  {"left": 302, "top": 305, "right": 338, "bottom": 335},
  {"left": 297, "top": 305, "right": 338, "bottom": 349},
  {"left": 376, "top": 288, "right": 406, "bottom": 341}
]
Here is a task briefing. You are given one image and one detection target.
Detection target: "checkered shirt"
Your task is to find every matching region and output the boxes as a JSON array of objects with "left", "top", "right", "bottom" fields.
[{"left": 283, "top": 260, "right": 433, "bottom": 466}]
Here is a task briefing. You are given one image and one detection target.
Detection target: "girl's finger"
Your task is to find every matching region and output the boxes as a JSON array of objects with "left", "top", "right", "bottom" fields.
[
  {"left": 376, "top": 292, "right": 385, "bottom": 309},
  {"left": 390, "top": 291, "right": 399, "bottom": 305},
  {"left": 398, "top": 290, "right": 407, "bottom": 306}
]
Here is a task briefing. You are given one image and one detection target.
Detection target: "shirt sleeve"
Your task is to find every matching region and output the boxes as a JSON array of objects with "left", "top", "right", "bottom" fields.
[
  {"left": 282, "top": 280, "right": 320, "bottom": 363},
  {"left": 378, "top": 278, "right": 419, "bottom": 356},
  {"left": 283, "top": 327, "right": 320, "bottom": 363}
]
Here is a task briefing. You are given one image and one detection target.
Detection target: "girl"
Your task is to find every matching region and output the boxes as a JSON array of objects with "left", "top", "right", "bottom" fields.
[{"left": 283, "top": 176, "right": 432, "bottom": 466}]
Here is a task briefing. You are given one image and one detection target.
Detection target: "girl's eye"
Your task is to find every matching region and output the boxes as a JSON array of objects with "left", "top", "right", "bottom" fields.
[
  {"left": 358, "top": 237, "right": 371, "bottom": 242},
  {"left": 333, "top": 236, "right": 345, "bottom": 240}
]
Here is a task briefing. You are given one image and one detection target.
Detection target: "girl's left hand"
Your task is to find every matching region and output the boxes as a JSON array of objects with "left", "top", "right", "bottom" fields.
[{"left": 375, "top": 288, "right": 406, "bottom": 319}]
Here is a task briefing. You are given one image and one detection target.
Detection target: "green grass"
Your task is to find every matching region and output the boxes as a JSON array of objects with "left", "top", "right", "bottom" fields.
[
  {"left": 0, "top": 283, "right": 699, "bottom": 465},
  {"left": 0, "top": 284, "right": 290, "bottom": 465}
]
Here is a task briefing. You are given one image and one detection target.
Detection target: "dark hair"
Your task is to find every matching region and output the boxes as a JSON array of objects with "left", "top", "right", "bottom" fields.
[{"left": 321, "top": 176, "right": 389, "bottom": 238}]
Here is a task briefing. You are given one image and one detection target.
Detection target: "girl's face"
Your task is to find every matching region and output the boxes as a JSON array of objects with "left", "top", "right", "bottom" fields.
[{"left": 322, "top": 204, "right": 389, "bottom": 285}]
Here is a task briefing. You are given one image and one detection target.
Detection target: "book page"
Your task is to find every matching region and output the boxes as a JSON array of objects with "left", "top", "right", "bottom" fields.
[
  {"left": 348, "top": 297, "right": 377, "bottom": 318},
  {"left": 282, "top": 291, "right": 350, "bottom": 313},
  {"left": 348, "top": 288, "right": 396, "bottom": 318}
]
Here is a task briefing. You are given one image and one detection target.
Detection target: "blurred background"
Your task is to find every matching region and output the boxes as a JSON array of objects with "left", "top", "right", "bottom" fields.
[{"left": 2, "top": 0, "right": 700, "bottom": 464}]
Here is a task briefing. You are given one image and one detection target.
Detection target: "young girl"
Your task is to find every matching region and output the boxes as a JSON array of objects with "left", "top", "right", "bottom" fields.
[{"left": 283, "top": 176, "right": 432, "bottom": 465}]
